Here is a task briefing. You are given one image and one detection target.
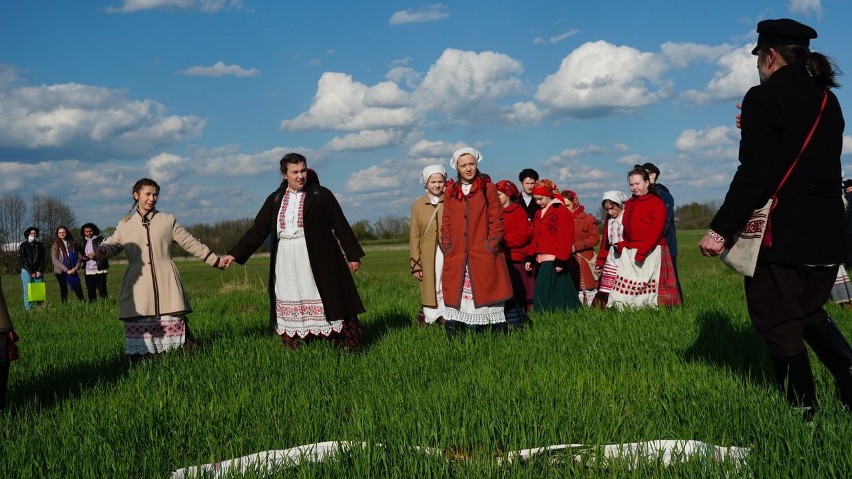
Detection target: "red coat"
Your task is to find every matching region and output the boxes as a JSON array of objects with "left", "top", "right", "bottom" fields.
[
  {"left": 621, "top": 193, "right": 666, "bottom": 261},
  {"left": 441, "top": 178, "right": 513, "bottom": 308},
  {"left": 529, "top": 201, "right": 574, "bottom": 263},
  {"left": 502, "top": 202, "right": 532, "bottom": 262},
  {"left": 570, "top": 208, "right": 599, "bottom": 289}
]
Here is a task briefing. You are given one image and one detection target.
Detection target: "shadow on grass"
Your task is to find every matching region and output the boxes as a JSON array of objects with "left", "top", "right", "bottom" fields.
[
  {"left": 360, "top": 310, "right": 412, "bottom": 351},
  {"left": 9, "top": 353, "right": 129, "bottom": 414},
  {"left": 682, "top": 308, "right": 770, "bottom": 386}
]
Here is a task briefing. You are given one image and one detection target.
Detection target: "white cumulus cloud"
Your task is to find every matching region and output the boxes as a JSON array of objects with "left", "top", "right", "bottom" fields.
[
  {"left": 323, "top": 129, "right": 406, "bottom": 152},
  {"left": 181, "top": 61, "right": 260, "bottom": 77},
  {"left": 788, "top": 0, "right": 822, "bottom": 16},
  {"left": 281, "top": 72, "right": 415, "bottom": 132},
  {"left": 0, "top": 75, "right": 205, "bottom": 158},
  {"left": 106, "top": 0, "right": 244, "bottom": 13},
  {"left": 535, "top": 40, "right": 671, "bottom": 117},
  {"left": 675, "top": 125, "right": 738, "bottom": 152},
  {"left": 682, "top": 45, "right": 755, "bottom": 104},
  {"left": 389, "top": 4, "right": 450, "bottom": 25}
]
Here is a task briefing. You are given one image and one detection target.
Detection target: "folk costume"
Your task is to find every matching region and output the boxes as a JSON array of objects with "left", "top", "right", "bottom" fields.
[
  {"left": 409, "top": 165, "right": 446, "bottom": 324},
  {"left": 564, "top": 192, "right": 600, "bottom": 305},
  {"left": 441, "top": 148, "right": 513, "bottom": 333},
  {"left": 592, "top": 190, "right": 627, "bottom": 308},
  {"left": 608, "top": 192, "right": 681, "bottom": 309},
  {"left": 98, "top": 209, "right": 221, "bottom": 356},
  {"left": 496, "top": 179, "right": 533, "bottom": 327},
  {"left": 705, "top": 19, "right": 852, "bottom": 413},
  {"left": 528, "top": 181, "right": 581, "bottom": 312},
  {"left": 229, "top": 183, "right": 365, "bottom": 348}
]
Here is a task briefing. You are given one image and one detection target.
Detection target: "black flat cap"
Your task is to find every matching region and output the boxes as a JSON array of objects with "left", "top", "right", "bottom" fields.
[{"left": 752, "top": 18, "right": 817, "bottom": 55}]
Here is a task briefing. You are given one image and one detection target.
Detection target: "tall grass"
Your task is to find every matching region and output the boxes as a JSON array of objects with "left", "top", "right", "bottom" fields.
[{"left": 1, "top": 231, "right": 851, "bottom": 478}]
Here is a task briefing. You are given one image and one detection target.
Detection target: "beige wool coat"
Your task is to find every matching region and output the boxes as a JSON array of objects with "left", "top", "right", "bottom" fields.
[
  {"left": 99, "top": 209, "right": 220, "bottom": 320},
  {"left": 409, "top": 194, "right": 443, "bottom": 308}
]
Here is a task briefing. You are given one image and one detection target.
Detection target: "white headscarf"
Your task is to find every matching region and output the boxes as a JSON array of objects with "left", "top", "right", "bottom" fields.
[
  {"left": 602, "top": 190, "right": 628, "bottom": 205},
  {"left": 450, "top": 147, "right": 483, "bottom": 170},
  {"left": 420, "top": 164, "right": 447, "bottom": 184}
]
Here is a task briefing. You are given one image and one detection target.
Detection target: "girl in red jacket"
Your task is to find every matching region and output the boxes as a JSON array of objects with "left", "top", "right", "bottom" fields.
[
  {"left": 496, "top": 180, "right": 533, "bottom": 327},
  {"left": 608, "top": 166, "right": 682, "bottom": 308},
  {"left": 524, "top": 180, "right": 582, "bottom": 312}
]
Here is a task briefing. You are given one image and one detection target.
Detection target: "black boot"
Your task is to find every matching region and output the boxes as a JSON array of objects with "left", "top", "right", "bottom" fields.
[
  {"left": 803, "top": 316, "right": 852, "bottom": 410},
  {"left": 770, "top": 352, "right": 817, "bottom": 421}
]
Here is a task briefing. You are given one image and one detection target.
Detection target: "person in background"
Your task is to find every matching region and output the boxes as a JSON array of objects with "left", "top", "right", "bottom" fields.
[
  {"left": 592, "top": 190, "right": 628, "bottom": 309},
  {"left": 496, "top": 179, "right": 533, "bottom": 327},
  {"left": 409, "top": 164, "right": 447, "bottom": 325},
  {"left": 441, "top": 147, "right": 513, "bottom": 337},
  {"left": 525, "top": 179, "right": 581, "bottom": 312},
  {"left": 643, "top": 162, "right": 683, "bottom": 301},
  {"left": 0, "top": 276, "right": 20, "bottom": 411},
  {"left": 562, "top": 190, "right": 600, "bottom": 306},
  {"left": 51, "top": 226, "right": 85, "bottom": 303},
  {"left": 19, "top": 226, "right": 45, "bottom": 311},
  {"left": 518, "top": 168, "right": 540, "bottom": 222},
  {"left": 699, "top": 18, "right": 852, "bottom": 417},
  {"left": 223, "top": 153, "right": 366, "bottom": 351},
  {"left": 97, "top": 178, "right": 226, "bottom": 359},
  {"left": 79, "top": 223, "right": 109, "bottom": 301},
  {"left": 609, "top": 166, "right": 681, "bottom": 309}
]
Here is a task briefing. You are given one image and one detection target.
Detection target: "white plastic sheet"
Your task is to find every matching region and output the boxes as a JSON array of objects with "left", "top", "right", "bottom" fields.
[{"left": 173, "top": 439, "right": 749, "bottom": 478}]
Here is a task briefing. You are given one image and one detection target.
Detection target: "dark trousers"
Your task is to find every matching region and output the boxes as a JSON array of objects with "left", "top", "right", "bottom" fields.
[
  {"left": 54, "top": 273, "right": 84, "bottom": 302},
  {"left": 745, "top": 262, "right": 838, "bottom": 356},
  {"left": 84, "top": 273, "right": 108, "bottom": 301}
]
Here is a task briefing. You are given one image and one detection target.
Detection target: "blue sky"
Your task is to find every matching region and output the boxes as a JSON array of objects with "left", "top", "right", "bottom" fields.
[{"left": 1, "top": 0, "right": 851, "bottom": 228}]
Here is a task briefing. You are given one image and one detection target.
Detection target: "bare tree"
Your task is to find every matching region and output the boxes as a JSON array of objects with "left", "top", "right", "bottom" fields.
[
  {"left": 0, "top": 193, "right": 27, "bottom": 250},
  {"left": 31, "top": 194, "right": 78, "bottom": 239}
]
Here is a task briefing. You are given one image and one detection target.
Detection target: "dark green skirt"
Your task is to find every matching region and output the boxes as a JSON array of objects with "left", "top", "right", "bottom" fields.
[{"left": 534, "top": 261, "right": 581, "bottom": 312}]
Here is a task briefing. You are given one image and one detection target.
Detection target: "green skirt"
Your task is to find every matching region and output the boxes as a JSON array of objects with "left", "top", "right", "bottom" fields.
[{"left": 534, "top": 261, "right": 582, "bottom": 312}]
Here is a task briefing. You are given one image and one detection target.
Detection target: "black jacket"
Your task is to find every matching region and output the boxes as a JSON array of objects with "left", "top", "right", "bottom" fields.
[
  {"left": 19, "top": 240, "right": 46, "bottom": 275},
  {"left": 710, "top": 63, "right": 845, "bottom": 265}
]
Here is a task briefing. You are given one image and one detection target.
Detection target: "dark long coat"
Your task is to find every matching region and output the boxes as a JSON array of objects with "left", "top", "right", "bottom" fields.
[
  {"left": 229, "top": 184, "right": 365, "bottom": 330},
  {"left": 709, "top": 63, "right": 845, "bottom": 265}
]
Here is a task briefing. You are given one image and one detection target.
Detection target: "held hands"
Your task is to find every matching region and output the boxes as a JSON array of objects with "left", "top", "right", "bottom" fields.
[{"left": 219, "top": 255, "right": 235, "bottom": 270}]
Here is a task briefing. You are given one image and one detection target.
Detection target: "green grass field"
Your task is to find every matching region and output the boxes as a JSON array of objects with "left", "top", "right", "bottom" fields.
[{"left": 2, "top": 231, "right": 851, "bottom": 478}]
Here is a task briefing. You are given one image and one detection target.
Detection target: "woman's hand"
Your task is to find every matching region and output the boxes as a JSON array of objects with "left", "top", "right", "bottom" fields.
[
  {"left": 555, "top": 266, "right": 563, "bottom": 273},
  {"left": 412, "top": 271, "right": 423, "bottom": 281},
  {"left": 349, "top": 261, "right": 361, "bottom": 273},
  {"left": 524, "top": 262, "right": 532, "bottom": 272}
]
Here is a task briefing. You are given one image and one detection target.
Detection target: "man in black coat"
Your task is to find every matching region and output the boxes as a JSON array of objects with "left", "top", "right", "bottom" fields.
[{"left": 699, "top": 18, "right": 852, "bottom": 418}]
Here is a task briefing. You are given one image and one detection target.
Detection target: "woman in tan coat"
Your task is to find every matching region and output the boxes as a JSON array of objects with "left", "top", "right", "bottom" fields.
[
  {"left": 98, "top": 178, "right": 223, "bottom": 358},
  {"left": 409, "top": 164, "right": 447, "bottom": 324},
  {"left": 441, "top": 147, "right": 513, "bottom": 337}
]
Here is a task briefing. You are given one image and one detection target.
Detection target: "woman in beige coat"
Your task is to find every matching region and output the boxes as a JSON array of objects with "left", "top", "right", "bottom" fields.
[
  {"left": 98, "top": 178, "right": 223, "bottom": 358},
  {"left": 409, "top": 164, "right": 446, "bottom": 324}
]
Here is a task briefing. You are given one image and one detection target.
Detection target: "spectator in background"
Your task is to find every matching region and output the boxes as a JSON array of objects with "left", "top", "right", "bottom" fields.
[
  {"left": 223, "top": 153, "right": 366, "bottom": 351},
  {"left": 19, "top": 226, "right": 45, "bottom": 311},
  {"left": 525, "top": 179, "right": 581, "bottom": 312},
  {"left": 496, "top": 179, "right": 533, "bottom": 327},
  {"left": 79, "top": 223, "right": 109, "bottom": 301},
  {"left": 0, "top": 276, "right": 20, "bottom": 411},
  {"left": 441, "top": 147, "right": 513, "bottom": 337},
  {"left": 643, "top": 162, "right": 682, "bottom": 300},
  {"left": 409, "top": 164, "right": 447, "bottom": 325},
  {"left": 51, "top": 226, "right": 85, "bottom": 303},
  {"left": 518, "top": 168, "right": 540, "bottom": 221},
  {"left": 562, "top": 190, "right": 600, "bottom": 306},
  {"left": 97, "top": 178, "right": 226, "bottom": 359},
  {"left": 593, "top": 190, "right": 628, "bottom": 308}
]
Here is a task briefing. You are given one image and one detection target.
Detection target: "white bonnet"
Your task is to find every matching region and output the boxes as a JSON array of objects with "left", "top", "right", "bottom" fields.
[
  {"left": 420, "top": 164, "right": 447, "bottom": 184},
  {"left": 450, "top": 147, "right": 483, "bottom": 170},
  {"left": 602, "top": 190, "right": 628, "bottom": 205}
]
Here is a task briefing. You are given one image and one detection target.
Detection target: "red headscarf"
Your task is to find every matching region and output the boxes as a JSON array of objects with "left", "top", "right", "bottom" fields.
[{"left": 495, "top": 180, "right": 520, "bottom": 200}]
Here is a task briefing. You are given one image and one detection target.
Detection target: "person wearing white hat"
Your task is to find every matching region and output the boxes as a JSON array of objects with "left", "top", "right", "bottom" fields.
[
  {"left": 441, "top": 147, "right": 513, "bottom": 337},
  {"left": 409, "top": 164, "right": 448, "bottom": 324},
  {"left": 592, "top": 190, "right": 628, "bottom": 308}
]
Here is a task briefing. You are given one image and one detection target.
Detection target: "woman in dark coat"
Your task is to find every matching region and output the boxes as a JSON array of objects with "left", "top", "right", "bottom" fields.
[{"left": 223, "top": 153, "right": 365, "bottom": 351}]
